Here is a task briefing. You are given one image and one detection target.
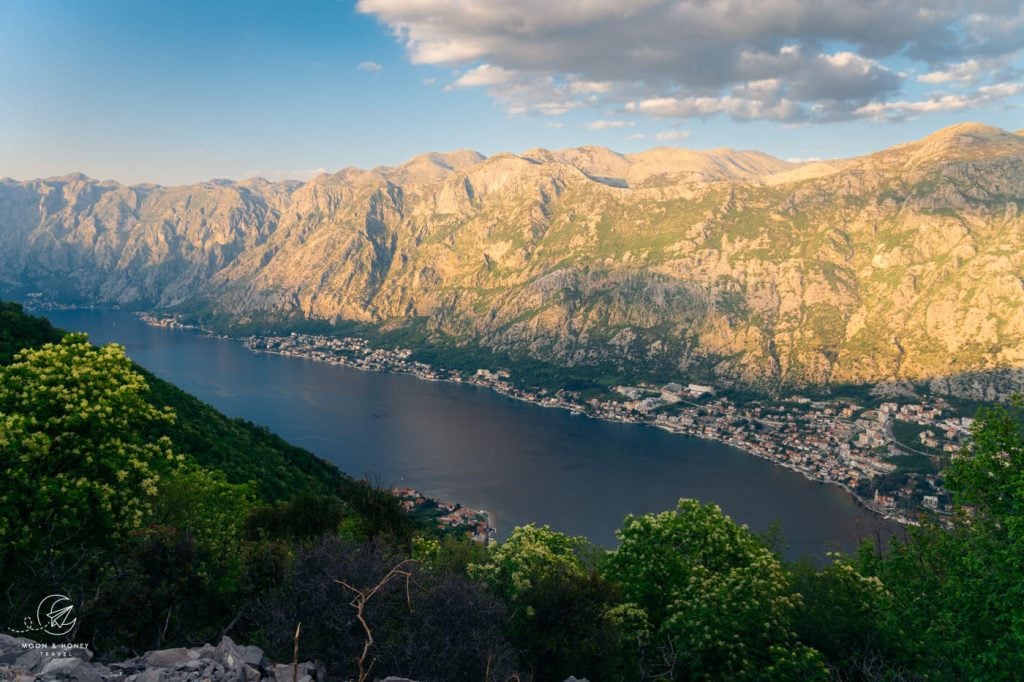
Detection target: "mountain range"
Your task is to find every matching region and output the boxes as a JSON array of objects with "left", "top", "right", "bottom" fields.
[{"left": 3, "top": 122, "right": 1024, "bottom": 398}]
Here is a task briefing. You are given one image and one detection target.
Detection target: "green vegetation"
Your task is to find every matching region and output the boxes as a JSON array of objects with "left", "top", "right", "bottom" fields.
[
  {"left": 891, "top": 420, "right": 947, "bottom": 462},
  {"left": 2, "top": 302, "right": 1023, "bottom": 680},
  {"left": 604, "top": 500, "right": 828, "bottom": 679},
  {"left": 854, "top": 396, "right": 1024, "bottom": 679},
  {"left": 0, "top": 301, "right": 63, "bottom": 363},
  {"left": 0, "top": 305, "right": 418, "bottom": 658}
]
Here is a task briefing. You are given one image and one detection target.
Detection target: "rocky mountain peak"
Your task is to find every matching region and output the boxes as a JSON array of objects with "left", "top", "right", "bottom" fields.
[
  {"left": 3, "top": 122, "right": 1024, "bottom": 398},
  {"left": 876, "top": 121, "right": 1024, "bottom": 168},
  {"left": 380, "top": 149, "right": 486, "bottom": 185}
]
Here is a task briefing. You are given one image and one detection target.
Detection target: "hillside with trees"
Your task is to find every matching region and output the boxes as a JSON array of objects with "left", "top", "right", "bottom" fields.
[{"left": 1, "top": 302, "right": 1022, "bottom": 680}]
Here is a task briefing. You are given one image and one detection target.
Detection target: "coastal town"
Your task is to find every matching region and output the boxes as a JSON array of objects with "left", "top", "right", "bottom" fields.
[
  {"left": 239, "top": 329, "right": 970, "bottom": 524},
  {"left": 391, "top": 486, "right": 495, "bottom": 544}
]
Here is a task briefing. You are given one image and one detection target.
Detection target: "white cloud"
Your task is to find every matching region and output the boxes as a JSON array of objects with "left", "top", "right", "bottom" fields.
[
  {"left": 358, "top": 60, "right": 383, "bottom": 73},
  {"left": 653, "top": 129, "right": 691, "bottom": 141},
  {"left": 625, "top": 133, "right": 646, "bottom": 140},
  {"left": 918, "top": 59, "right": 984, "bottom": 83},
  {"left": 422, "top": 77, "right": 437, "bottom": 85},
  {"left": 856, "top": 82, "right": 1024, "bottom": 120},
  {"left": 450, "top": 64, "right": 514, "bottom": 88},
  {"left": 357, "top": 0, "right": 1024, "bottom": 124},
  {"left": 586, "top": 120, "right": 635, "bottom": 130},
  {"left": 568, "top": 79, "right": 613, "bottom": 95},
  {"left": 629, "top": 95, "right": 804, "bottom": 122},
  {"left": 978, "top": 82, "right": 1024, "bottom": 98}
]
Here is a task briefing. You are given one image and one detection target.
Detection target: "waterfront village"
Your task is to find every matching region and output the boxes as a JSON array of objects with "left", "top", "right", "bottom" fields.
[
  {"left": 234, "top": 329, "right": 972, "bottom": 526},
  {"left": 391, "top": 486, "right": 495, "bottom": 545}
]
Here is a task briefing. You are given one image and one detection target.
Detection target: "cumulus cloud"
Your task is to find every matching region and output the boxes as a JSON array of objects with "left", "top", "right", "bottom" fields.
[
  {"left": 358, "top": 60, "right": 383, "bottom": 73},
  {"left": 357, "top": 0, "right": 1024, "bottom": 123}
]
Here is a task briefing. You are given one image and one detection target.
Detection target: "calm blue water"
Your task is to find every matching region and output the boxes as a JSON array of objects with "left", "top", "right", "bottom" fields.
[{"left": 41, "top": 308, "right": 897, "bottom": 559}]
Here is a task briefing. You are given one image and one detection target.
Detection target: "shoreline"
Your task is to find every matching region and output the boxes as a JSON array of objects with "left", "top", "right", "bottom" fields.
[
  {"left": 38, "top": 305, "right": 926, "bottom": 528},
  {"left": 227, "top": 329, "right": 918, "bottom": 527}
]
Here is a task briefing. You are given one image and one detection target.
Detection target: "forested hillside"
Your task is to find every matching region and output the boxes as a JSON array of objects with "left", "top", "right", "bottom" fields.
[{"left": 2, "top": 302, "right": 1022, "bottom": 680}]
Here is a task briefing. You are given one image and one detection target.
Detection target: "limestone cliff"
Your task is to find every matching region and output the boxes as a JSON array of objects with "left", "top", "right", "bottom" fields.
[{"left": 2, "top": 122, "right": 1023, "bottom": 397}]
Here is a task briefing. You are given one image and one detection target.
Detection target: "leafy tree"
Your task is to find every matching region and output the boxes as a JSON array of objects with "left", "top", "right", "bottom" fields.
[
  {"left": 857, "top": 396, "right": 1024, "bottom": 679},
  {"left": 0, "top": 332, "right": 266, "bottom": 650},
  {"left": 143, "top": 465, "right": 257, "bottom": 640},
  {"left": 945, "top": 394, "right": 1024, "bottom": 527},
  {"left": 789, "top": 556, "right": 903, "bottom": 680},
  {"left": 410, "top": 533, "right": 490, "bottom": 575},
  {"left": 0, "top": 334, "right": 178, "bottom": 598},
  {"left": 603, "top": 499, "right": 827, "bottom": 681},
  {"left": 470, "top": 524, "right": 625, "bottom": 679}
]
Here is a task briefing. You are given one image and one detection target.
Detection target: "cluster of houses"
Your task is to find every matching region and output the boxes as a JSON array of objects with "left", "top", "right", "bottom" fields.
[
  {"left": 391, "top": 487, "right": 494, "bottom": 545},
  {"left": 238, "top": 330, "right": 969, "bottom": 521}
]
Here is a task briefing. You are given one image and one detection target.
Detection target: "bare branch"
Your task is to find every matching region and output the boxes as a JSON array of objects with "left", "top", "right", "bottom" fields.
[{"left": 336, "top": 559, "right": 416, "bottom": 682}]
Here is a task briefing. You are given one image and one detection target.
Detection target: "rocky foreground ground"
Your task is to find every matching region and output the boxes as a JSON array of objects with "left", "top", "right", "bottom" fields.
[
  {"left": 0, "top": 635, "right": 589, "bottom": 682},
  {"left": 0, "top": 634, "right": 334, "bottom": 682}
]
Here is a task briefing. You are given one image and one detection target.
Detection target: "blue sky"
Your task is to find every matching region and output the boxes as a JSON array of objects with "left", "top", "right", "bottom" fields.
[{"left": 1, "top": 0, "right": 1022, "bottom": 185}]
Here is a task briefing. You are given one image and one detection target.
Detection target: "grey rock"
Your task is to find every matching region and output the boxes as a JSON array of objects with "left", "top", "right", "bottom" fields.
[
  {"left": 12, "top": 652, "right": 44, "bottom": 674},
  {"left": 37, "top": 656, "right": 108, "bottom": 681},
  {"left": 106, "top": 662, "right": 141, "bottom": 676},
  {"left": 202, "top": 661, "right": 225, "bottom": 678},
  {"left": 193, "top": 645, "right": 215, "bottom": 661},
  {"left": 270, "top": 664, "right": 297, "bottom": 682},
  {"left": 213, "top": 637, "right": 243, "bottom": 670},
  {"left": 2, "top": 637, "right": 332, "bottom": 682},
  {"left": 236, "top": 647, "right": 264, "bottom": 669},
  {"left": 126, "top": 670, "right": 167, "bottom": 682},
  {"left": 140, "top": 648, "right": 194, "bottom": 669},
  {"left": 0, "top": 635, "right": 37, "bottom": 666},
  {"left": 269, "top": 662, "right": 322, "bottom": 682},
  {"left": 0, "top": 635, "right": 35, "bottom": 650}
]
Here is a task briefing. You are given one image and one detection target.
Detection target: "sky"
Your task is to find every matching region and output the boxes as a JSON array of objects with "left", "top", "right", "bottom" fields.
[{"left": 1, "top": 0, "right": 1022, "bottom": 186}]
